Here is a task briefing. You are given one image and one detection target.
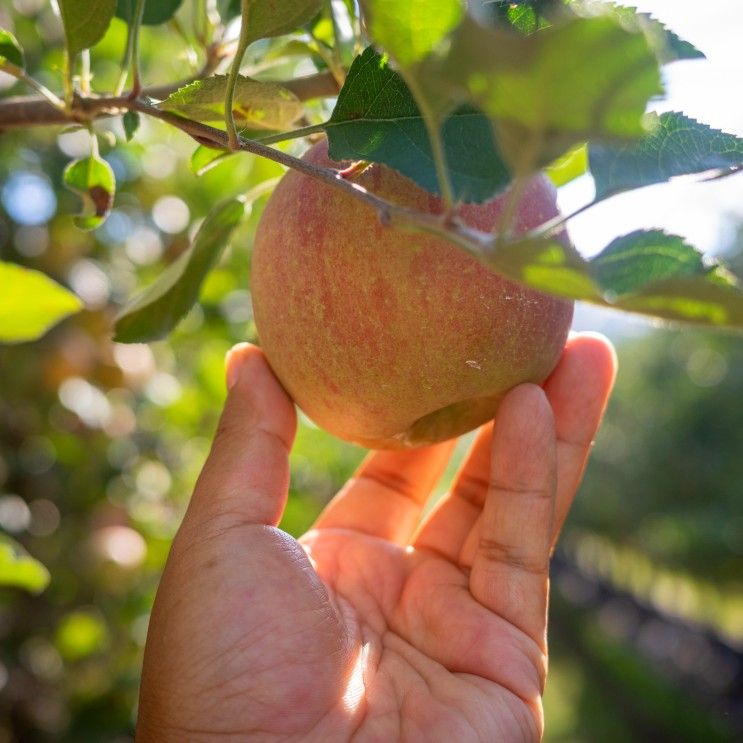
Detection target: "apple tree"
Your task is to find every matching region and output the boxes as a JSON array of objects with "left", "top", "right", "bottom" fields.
[{"left": 1, "top": 1, "right": 743, "bottom": 737}]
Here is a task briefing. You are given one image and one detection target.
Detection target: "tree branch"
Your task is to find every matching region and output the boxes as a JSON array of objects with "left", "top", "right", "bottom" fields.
[
  {"left": 0, "top": 73, "right": 489, "bottom": 266},
  {"left": 0, "top": 71, "right": 340, "bottom": 132},
  {"left": 127, "top": 100, "right": 494, "bottom": 262}
]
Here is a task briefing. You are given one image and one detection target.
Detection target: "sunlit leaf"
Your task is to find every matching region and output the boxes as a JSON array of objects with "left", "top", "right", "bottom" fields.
[
  {"left": 546, "top": 143, "right": 588, "bottom": 187},
  {"left": 418, "top": 15, "right": 662, "bottom": 169},
  {"left": 487, "top": 230, "right": 743, "bottom": 329},
  {"left": 114, "top": 198, "right": 247, "bottom": 342},
  {"left": 589, "top": 230, "right": 732, "bottom": 296},
  {"left": 57, "top": 0, "right": 117, "bottom": 55},
  {"left": 327, "top": 47, "right": 510, "bottom": 202},
  {"left": 160, "top": 76, "right": 303, "bottom": 131},
  {"left": 0, "top": 262, "right": 83, "bottom": 343},
  {"left": 359, "top": 0, "right": 464, "bottom": 66},
  {"left": 591, "top": 112, "right": 743, "bottom": 201},
  {"left": 0, "top": 28, "right": 24, "bottom": 68},
  {"left": 571, "top": 1, "right": 705, "bottom": 63},
  {"left": 63, "top": 153, "right": 116, "bottom": 230},
  {"left": 0, "top": 537, "right": 50, "bottom": 594},
  {"left": 225, "top": 0, "right": 323, "bottom": 43}
]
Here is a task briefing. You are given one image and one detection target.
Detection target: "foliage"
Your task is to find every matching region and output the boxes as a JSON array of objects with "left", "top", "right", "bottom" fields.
[
  {"left": 1, "top": 0, "right": 743, "bottom": 340},
  {"left": 0, "top": 1, "right": 742, "bottom": 739}
]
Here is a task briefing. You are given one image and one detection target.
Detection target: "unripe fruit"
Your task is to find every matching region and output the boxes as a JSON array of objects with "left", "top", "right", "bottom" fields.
[{"left": 251, "top": 140, "right": 573, "bottom": 448}]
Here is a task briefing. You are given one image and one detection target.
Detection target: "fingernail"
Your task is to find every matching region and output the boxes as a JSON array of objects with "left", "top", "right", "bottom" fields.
[{"left": 226, "top": 344, "right": 250, "bottom": 389}]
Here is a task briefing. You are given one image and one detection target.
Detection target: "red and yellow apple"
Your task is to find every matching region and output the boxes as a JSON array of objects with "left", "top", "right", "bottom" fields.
[{"left": 251, "top": 140, "right": 573, "bottom": 448}]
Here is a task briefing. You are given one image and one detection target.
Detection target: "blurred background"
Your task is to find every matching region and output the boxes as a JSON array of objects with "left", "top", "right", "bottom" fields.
[{"left": 1, "top": 1, "right": 742, "bottom": 741}]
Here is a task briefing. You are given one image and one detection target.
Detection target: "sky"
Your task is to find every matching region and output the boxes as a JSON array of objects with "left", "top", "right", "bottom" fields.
[{"left": 561, "top": 1, "right": 743, "bottom": 335}]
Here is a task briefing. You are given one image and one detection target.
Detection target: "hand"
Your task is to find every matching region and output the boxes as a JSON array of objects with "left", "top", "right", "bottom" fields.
[{"left": 137, "top": 334, "right": 616, "bottom": 742}]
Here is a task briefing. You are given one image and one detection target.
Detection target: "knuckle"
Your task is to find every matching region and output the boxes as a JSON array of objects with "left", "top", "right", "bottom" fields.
[{"left": 477, "top": 536, "right": 547, "bottom": 575}]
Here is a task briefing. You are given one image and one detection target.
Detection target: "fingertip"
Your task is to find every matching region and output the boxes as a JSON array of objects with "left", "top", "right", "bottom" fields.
[
  {"left": 225, "top": 343, "right": 297, "bottom": 445},
  {"left": 564, "top": 331, "right": 618, "bottom": 386},
  {"left": 499, "top": 383, "right": 554, "bottom": 429},
  {"left": 225, "top": 342, "right": 255, "bottom": 389},
  {"left": 493, "top": 384, "right": 556, "bottom": 471}
]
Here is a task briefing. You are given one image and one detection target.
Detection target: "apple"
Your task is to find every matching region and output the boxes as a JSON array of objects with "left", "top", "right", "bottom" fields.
[{"left": 251, "top": 140, "right": 573, "bottom": 449}]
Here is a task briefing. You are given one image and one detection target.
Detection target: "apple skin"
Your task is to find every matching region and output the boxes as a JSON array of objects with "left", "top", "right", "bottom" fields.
[{"left": 251, "top": 140, "right": 573, "bottom": 449}]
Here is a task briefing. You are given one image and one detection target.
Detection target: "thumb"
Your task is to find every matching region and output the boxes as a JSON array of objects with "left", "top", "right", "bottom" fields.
[{"left": 186, "top": 343, "right": 297, "bottom": 528}]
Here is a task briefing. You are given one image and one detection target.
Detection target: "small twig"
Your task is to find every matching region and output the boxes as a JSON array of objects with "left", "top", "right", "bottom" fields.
[
  {"left": 129, "top": 98, "right": 495, "bottom": 260},
  {"left": 0, "top": 72, "right": 339, "bottom": 131}
]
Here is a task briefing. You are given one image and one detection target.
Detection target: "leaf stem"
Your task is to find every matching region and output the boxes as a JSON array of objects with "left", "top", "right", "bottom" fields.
[
  {"left": 130, "top": 99, "right": 494, "bottom": 260},
  {"left": 225, "top": 0, "right": 252, "bottom": 150},
  {"left": 405, "top": 76, "right": 453, "bottom": 210},
  {"left": 0, "top": 62, "right": 65, "bottom": 110},
  {"left": 255, "top": 122, "right": 326, "bottom": 145}
]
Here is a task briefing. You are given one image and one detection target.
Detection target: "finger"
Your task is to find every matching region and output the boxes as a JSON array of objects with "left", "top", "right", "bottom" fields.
[
  {"left": 185, "top": 343, "right": 297, "bottom": 529},
  {"left": 543, "top": 332, "right": 616, "bottom": 547},
  {"left": 313, "top": 440, "right": 456, "bottom": 543},
  {"left": 412, "top": 422, "right": 493, "bottom": 561},
  {"left": 417, "top": 331, "right": 616, "bottom": 563},
  {"left": 469, "top": 384, "right": 556, "bottom": 646}
]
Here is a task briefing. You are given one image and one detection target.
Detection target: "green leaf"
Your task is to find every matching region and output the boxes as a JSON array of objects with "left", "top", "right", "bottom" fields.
[
  {"left": 190, "top": 144, "right": 235, "bottom": 176},
  {"left": 63, "top": 153, "right": 116, "bottom": 230},
  {"left": 0, "top": 262, "right": 83, "bottom": 343},
  {"left": 571, "top": 1, "right": 705, "bottom": 63},
  {"left": 589, "top": 230, "right": 726, "bottom": 297},
  {"left": 590, "top": 112, "right": 743, "bottom": 201},
  {"left": 115, "top": 0, "right": 183, "bottom": 25},
  {"left": 359, "top": 0, "right": 464, "bottom": 67},
  {"left": 0, "top": 28, "right": 24, "bottom": 68},
  {"left": 546, "top": 143, "right": 588, "bottom": 187},
  {"left": 488, "top": 236, "right": 601, "bottom": 301},
  {"left": 122, "top": 110, "right": 140, "bottom": 141},
  {"left": 486, "top": 230, "right": 743, "bottom": 329},
  {"left": 472, "top": 1, "right": 552, "bottom": 34},
  {"left": 327, "top": 47, "right": 510, "bottom": 202},
  {"left": 419, "top": 15, "right": 662, "bottom": 169},
  {"left": 58, "top": 0, "right": 117, "bottom": 56},
  {"left": 114, "top": 198, "right": 247, "bottom": 342},
  {"left": 238, "top": 0, "right": 323, "bottom": 43},
  {"left": 0, "top": 537, "right": 50, "bottom": 594},
  {"left": 159, "top": 75, "right": 304, "bottom": 131}
]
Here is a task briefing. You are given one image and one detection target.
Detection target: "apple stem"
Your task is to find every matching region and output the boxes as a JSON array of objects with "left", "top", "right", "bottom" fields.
[{"left": 338, "top": 160, "right": 371, "bottom": 179}]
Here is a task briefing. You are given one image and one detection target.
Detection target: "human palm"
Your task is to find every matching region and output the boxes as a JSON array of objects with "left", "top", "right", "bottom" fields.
[{"left": 138, "top": 336, "right": 616, "bottom": 742}]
